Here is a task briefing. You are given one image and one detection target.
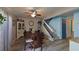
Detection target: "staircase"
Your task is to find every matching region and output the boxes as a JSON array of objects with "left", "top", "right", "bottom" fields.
[{"left": 42, "top": 20, "right": 59, "bottom": 41}]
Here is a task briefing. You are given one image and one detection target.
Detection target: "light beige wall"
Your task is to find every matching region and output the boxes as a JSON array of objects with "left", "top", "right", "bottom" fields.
[
  {"left": 24, "top": 17, "right": 42, "bottom": 32},
  {"left": 13, "top": 16, "right": 43, "bottom": 39}
]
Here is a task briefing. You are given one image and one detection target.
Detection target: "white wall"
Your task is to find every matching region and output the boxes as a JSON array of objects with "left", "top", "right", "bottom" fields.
[
  {"left": 8, "top": 16, "right": 12, "bottom": 50},
  {"left": 44, "top": 8, "right": 78, "bottom": 19},
  {"left": 3, "top": 11, "right": 9, "bottom": 50},
  {"left": 0, "top": 24, "right": 4, "bottom": 50},
  {"left": 12, "top": 16, "right": 17, "bottom": 40},
  {"left": 0, "top": 9, "right": 12, "bottom": 51},
  {"left": 0, "top": 9, "right": 6, "bottom": 50}
]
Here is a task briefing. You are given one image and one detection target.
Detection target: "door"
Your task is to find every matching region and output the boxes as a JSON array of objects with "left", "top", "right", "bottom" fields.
[{"left": 62, "top": 19, "right": 66, "bottom": 39}]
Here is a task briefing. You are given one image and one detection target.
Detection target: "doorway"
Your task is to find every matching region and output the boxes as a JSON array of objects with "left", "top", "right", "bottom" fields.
[
  {"left": 66, "top": 16, "right": 73, "bottom": 39},
  {"left": 62, "top": 19, "right": 66, "bottom": 39}
]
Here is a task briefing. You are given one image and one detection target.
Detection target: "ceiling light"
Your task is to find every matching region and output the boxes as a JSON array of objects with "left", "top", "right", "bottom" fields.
[{"left": 31, "top": 12, "right": 36, "bottom": 17}]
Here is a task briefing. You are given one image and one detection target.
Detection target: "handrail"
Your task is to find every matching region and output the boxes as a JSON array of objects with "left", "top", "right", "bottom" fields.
[
  {"left": 43, "top": 22, "right": 54, "bottom": 38},
  {"left": 43, "top": 20, "right": 55, "bottom": 33},
  {"left": 44, "top": 20, "right": 56, "bottom": 32}
]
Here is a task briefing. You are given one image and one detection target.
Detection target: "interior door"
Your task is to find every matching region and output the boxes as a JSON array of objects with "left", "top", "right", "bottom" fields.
[{"left": 62, "top": 19, "right": 66, "bottom": 39}]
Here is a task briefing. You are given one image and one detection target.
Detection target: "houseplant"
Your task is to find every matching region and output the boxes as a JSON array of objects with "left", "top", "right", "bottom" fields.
[{"left": 0, "top": 14, "right": 6, "bottom": 24}]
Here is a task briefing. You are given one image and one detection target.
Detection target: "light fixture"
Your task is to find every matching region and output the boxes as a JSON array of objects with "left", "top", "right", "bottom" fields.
[{"left": 31, "top": 11, "right": 36, "bottom": 17}]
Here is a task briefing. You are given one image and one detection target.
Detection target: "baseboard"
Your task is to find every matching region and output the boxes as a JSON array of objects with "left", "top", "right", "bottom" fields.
[{"left": 74, "top": 37, "right": 79, "bottom": 39}]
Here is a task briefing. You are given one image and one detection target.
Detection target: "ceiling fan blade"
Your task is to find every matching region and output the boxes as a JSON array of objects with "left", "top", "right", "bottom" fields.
[
  {"left": 36, "top": 14, "right": 41, "bottom": 16},
  {"left": 24, "top": 11, "right": 33, "bottom": 14}
]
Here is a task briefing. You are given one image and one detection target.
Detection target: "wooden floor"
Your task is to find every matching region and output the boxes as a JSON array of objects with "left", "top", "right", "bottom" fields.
[
  {"left": 10, "top": 37, "right": 69, "bottom": 51},
  {"left": 42, "top": 39, "right": 69, "bottom": 51}
]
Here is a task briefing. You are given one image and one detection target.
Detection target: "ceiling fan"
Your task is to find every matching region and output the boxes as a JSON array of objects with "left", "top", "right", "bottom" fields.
[{"left": 24, "top": 9, "right": 42, "bottom": 17}]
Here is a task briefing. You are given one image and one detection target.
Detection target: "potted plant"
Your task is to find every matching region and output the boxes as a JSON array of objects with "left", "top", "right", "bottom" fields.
[{"left": 0, "top": 14, "right": 6, "bottom": 24}]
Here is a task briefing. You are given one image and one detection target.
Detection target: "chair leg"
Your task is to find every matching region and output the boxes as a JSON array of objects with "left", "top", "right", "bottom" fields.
[
  {"left": 41, "top": 46, "right": 42, "bottom": 51},
  {"left": 34, "top": 48, "right": 35, "bottom": 51},
  {"left": 24, "top": 43, "right": 26, "bottom": 50}
]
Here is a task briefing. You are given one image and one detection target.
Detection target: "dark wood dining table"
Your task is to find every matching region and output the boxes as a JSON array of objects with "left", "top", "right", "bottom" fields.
[{"left": 24, "top": 31, "right": 44, "bottom": 51}]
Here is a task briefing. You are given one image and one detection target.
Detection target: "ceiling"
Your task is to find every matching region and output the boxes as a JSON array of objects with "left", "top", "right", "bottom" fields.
[{"left": 2, "top": 7, "right": 79, "bottom": 19}]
